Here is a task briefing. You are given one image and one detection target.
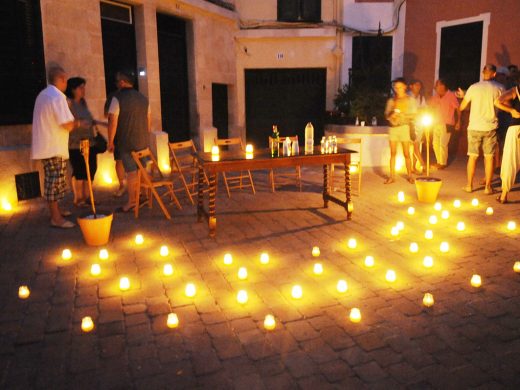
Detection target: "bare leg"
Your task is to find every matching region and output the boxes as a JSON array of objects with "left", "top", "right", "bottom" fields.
[
  {"left": 385, "top": 141, "right": 397, "bottom": 183},
  {"left": 465, "top": 155, "right": 478, "bottom": 192},
  {"left": 49, "top": 201, "right": 67, "bottom": 225},
  {"left": 114, "top": 160, "right": 126, "bottom": 195},
  {"left": 484, "top": 155, "right": 494, "bottom": 193},
  {"left": 402, "top": 141, "right": 414, "bottom": 182},
  {"left": 413, "top": 141, "right": 425, "bottom": 172}
]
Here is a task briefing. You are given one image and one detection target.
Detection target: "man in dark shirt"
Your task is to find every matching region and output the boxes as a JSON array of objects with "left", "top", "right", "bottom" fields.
[{"left": 107, "top": 71, "right": 151, "bottom": 212}]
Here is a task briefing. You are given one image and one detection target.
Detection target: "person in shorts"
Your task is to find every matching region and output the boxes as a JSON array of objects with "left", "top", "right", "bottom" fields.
[
  {"left": 31, "top": 64, "right": 88, "bottom": 228},
  {"left": 459, "top": 64, "right": 504, "bottom": 194},
  {"left": 107, "top": 70, "right": 151, "bottom": 212},
  {"left": 384, "top": 78, "right": 417, "bottom": 184}
]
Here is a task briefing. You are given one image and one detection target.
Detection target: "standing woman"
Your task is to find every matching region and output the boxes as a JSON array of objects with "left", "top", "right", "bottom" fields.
[
  {"left": 494, "top": 84, "right": 520, "bottom": 203},
  {"left": 408, "top": 79, "right": 427, "bottom": 173},
  {"left": 65, "top": 77, "right": 98, "bottom": 207}
]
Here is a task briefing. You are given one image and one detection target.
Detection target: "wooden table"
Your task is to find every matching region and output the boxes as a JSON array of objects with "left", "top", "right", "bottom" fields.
[{"left": 196, "top": 147, "right": 354, "bottom": 237}]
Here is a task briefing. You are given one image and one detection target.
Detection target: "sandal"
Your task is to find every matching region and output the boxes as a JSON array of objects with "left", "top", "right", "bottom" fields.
[
  {"left": 462, "top": 186, "right": 473, "bottom": 193},
  {"left": 496, "top": 195, "right": 508, "bottom": 204},
  {"left": 407, "top": 177, "right": 415, "bottom": 184},
  {"left": 383, "top": 177, "right": 395, "bottom": 184},
  {"left": 50, "top": 220, "right": 75, "bottom": 229},
  {"left": 115, "top": 205, "right": 136, "bottom": 213}
]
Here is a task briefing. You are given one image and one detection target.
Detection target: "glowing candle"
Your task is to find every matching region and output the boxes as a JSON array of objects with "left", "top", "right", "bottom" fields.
[
  {"left": 349, "top": 308, "right": 361, "bottom": 323},
  {"left": 471, "top": 198, "right": 479, "bottom": 207},
  {"left": 456, "top": 221, "right": 466, "bottom": 231},
  {"left": 391, "top": 226, "right": 399, "bottom": 236},
  {"left": 313, "top": 263, "right": 323, "bottom": 275},
  {"left": 349, "top": 165, "right": 358, "bottom": 173},
  {"left": 470, "top": 274, "right": 482, "bottom": 288},
  {"left": 385, "top": 270, "right": 396, "bottom": 283},
  {"left": 160, "top": 245, "right": 169, "bottom": 257},
  {"left": 119, "top": 277, "right": 130, "bottom": 291},
  {"left": 167, "top": 313, "right": 179, "bottom": 328},
  {"left": 364, "top": 256, "right": 374, "bottom": 267},
  {"left": 81, "top": 316, "right": 94, "bottom": 332},
  {"left": 237, "top": 290, "right": 248, "bottom": 304},
  {"left": 425, "top": 230, "right": 433, "bottom": 240},
  {"left": 434, "top": 202, "right": 442, "bottom": 211},
  {"left": 246, "top": 152, "right": 253, "bottom": 160},
  {"left": 440, "top": 242, "right": 449, "bottom": 253},
  {"left": 336, "top": 279, "right": 348, "bottom": 293},
  {"left": 311, "top": 246, "right": 320, "bottom": 257},
  {"left": 407, "top": 206, "right": 415, "bottom": 215},
  {"left": 513, "top": 261, "right": 520, "bottom": 273},
  {"left": 223, "top": 253, "right": 233, "bottom": 265},
  {"left": 185, "top": 283, "right": 196, "bottom": 297},
  {"left": 264, "top": 314, "right": 276, "bottom": 330},
  {"left": 396, "top": 221, "right": 405, "bottom": 231},
  {"left": 18, "top": 285, "right": 30, "bottom": 299},
  {"left": 429, "top": 215, "right": 438, "bottom": 225},
  {"left": 211, "top": 145, "right": 220, "bottom": 161},
  {"left": 409, "top": 242, "right": 419, "bottom": 253},
  {"left": 422, "top": 293, "right": 434, "bottom": 307},
  {"left": 135, "top": 234, "right": 144, "bottom": 245},
  {"left": 507, "top": 221, "right": 516, "bottom": 231},
  {"left": 291, "top": 285, "right": 303, "bottom": 299},
  {"left": 347, "top": 238, "right": 357, "bottom": 249},
  {"left": 485, "top": 207, "right": 493, "bottom": 216},
  {"left": 238, "top": 267, "right": 248, "bottom": 280},
  {"left": 163, "top": 263, "right": 173, "bottom": 276},
  {"left": 453, "top": 199, "right": 461, "bottom": 208},
  {"left": 397, "top": 191, "right": 405, "bottom": 203},
  {"left": 90, "top": 263, "right": 101, "bottom": 276},
  {"left": 245, "top": 144, "right": 253, "bottom": 153},
  {"left": 260, "top": 253, "right": 270, "bottom": 264},
  {"left": 441, "top": 210, "right": 450, "bottom": 219},
  {"left": 99, "top": 249, "right": 109, "bottom": 260},
  {"left": 62, "top": 249, "right": 72, "bottom": 260},
  {"left": 1, "top": 198, "right": 12, "bottom": 211},
  {"left": 423, "top": 256, "right": 433, "bottom": 268}
]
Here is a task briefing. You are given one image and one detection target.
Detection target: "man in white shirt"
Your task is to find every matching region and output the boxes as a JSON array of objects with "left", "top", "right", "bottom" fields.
[
  {"left": 459, "top": 64, "right": 504, "bottom": 194},
  {"left": 32, "top": 65, "right": 86, "bottom": 228}
]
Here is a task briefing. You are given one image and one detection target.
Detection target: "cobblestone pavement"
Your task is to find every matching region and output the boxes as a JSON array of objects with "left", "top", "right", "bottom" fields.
[{"left": 1, "top": 159, "right": 520, "bottom": 389}]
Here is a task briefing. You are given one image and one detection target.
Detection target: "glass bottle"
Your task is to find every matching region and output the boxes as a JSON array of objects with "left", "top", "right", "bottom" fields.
[
  {"left": 271, "top": 125, "right": 280, "bottom": 158},
  {"left": 305, "top": 122, "right": 314, "bottom": 155}
]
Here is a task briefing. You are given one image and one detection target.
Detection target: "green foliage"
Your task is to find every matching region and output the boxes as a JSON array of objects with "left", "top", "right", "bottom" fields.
[{"left": 333, "top": 83, "right": 389, "bottom": 124}]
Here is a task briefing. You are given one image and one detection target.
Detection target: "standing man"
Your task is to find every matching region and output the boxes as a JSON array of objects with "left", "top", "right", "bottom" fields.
[
  {"left": 459, "top": 64, "right": 504, "bottom": 194},
  {"left": 429, "top": 79, "right": 461, "bottom": 169},
  {"left": 32, "top": 64, "right": 87, "bottom": 228},
  {"left": 107, "top": 70, "right": 151, "bottom": 212}
]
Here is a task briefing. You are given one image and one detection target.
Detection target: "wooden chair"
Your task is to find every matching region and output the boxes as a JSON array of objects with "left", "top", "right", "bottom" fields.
[
  {"left": 268, "top": 135, "right": 302, "bottom": 192},
  {"left": 214, "top": 137, "right": 255, "bottom": 198},
  {"left": 330, "top": 137, "right": 362, "bottom": 196},
  {"left": 169, "top": 140, "right": 209, "bottom": 205},
  {"left": 131, "top": 148, "right": 182, "bottom": 220}
]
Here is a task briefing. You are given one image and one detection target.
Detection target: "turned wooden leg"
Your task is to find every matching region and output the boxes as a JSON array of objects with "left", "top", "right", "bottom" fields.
[
  {"left": 197, "top": 165, "right": 204, "bottom": 222},
  {"left": 345, "top": 161, "right": 353, "bottom": 220},
  {"left": 323, "top": 164, "right": 329, "bottom": 208},
  {"left": 209, "top": 172, "right": 217, "bottom": 237}
]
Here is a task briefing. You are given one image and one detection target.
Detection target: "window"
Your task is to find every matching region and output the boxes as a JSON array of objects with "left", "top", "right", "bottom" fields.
[
  {"left": 0, "top": 0, "right": 46, "bottom": 125},
  {"left": 351, "top": 36, "right": 393, "bottom": 92},
  {"left": 278, "top": 0, "right": 321, "bottom": 23}
]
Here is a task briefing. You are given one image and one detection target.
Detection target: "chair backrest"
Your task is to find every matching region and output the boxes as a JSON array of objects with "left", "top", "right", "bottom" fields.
[
  {"left": 131, "top": 148, "right": 163, "bottom": 183},
  {"left": 214, "top": 137, "right": 244, "bottom": 151},
  {"left": 335, "top": 137, "right": 362, "bottom": 164},
  {"left": 169, "top": 140, "right": 198, "bottom": 171}
]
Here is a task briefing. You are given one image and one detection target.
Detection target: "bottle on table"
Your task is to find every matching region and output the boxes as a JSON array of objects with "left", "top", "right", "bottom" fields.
[
  {"left": 271, "top": 125, "right": 280, "bottom": 158},
  {"left": 371, "top": 116, "right": 377, "bottom": 126},
  {"left": 283, "top": 136, "right": 291, "bottom": 156},
  {"left": 305, "top": 122, "right": 314, "bottom": 155},
  {"left": 292, "top": 136, "right": 299, "bottom": 155}
]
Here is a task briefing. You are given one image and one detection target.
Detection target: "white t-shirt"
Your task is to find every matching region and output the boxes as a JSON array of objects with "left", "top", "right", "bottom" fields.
[
  {"left": 464, "top": 80, "right": 504, "bottom": 131},
  {"left": 31, "top": 85, "right": 74, "bottom": 160}
]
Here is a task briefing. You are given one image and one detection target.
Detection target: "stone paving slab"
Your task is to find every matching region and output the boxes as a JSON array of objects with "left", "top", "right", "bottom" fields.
[{"left": 0, "top": 159, "right": 520, "bottom": 388}]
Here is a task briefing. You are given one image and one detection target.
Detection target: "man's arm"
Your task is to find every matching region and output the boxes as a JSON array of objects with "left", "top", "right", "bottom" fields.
[
  {"left": 495, "top": 88, "right": 520, "bottom": 118},
  {"left": 107, "top": 113, "right": 118, "bottom": 152}
]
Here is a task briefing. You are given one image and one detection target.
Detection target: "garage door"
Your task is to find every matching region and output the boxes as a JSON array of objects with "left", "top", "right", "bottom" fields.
[{"left": 245, "top": 68, "right": 326, "bottom": 148}]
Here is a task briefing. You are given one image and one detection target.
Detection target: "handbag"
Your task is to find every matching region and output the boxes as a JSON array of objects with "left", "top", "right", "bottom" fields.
[{"left": 93, "top": 129, "right": 107, "bottom": 154}]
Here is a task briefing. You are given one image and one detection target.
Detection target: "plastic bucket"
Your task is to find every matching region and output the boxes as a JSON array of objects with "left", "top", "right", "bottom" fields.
[
  {"left": 77, "top": 212, "right": 113, "bottom": 246},
  {"left": 415, "top": 177, "right": 442, "bottom": 203}
]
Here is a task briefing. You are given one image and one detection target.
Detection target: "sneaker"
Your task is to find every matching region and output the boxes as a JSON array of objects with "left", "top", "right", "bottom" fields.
[{"left": 113, "top": 187, "right": 126, "bottom": 197}]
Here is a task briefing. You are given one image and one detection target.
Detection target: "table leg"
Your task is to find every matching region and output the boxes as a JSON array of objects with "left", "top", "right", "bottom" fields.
[
  {"left": 197, "top": 165, "right": 204, "bottom": 222},
  {"left": 345, "top": 161, "right": 352, "bottom": 220},
  {"left": 209, "top": 172, "right": 217, "bottom": 238},
  {"left": 323, "top": 164, "right": 329, "bottom": 208}
]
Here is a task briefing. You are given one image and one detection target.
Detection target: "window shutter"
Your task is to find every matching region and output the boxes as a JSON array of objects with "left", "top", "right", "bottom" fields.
[
  {"left": 278, "top": 0, "right": 299, "bottom": 22},
  {"left": 301, "top": 0, "right": 321, "bottom": 22}
]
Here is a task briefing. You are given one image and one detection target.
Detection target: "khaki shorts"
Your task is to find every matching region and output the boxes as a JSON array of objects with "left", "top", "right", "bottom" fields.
[
  {"left": 388, "top": 125, "right": 411, "bottom": 143},
  {"left": 467, "top": 130, "right": 497, "bottom": 156}
]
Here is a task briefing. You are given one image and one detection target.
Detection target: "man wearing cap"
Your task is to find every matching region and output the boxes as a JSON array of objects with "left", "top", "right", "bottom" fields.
[{"left": 459, "top": 64, "right": 504, "bottom": 194}]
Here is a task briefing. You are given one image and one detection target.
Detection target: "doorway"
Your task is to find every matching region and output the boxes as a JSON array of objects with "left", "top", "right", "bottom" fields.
[
  {"left": 245, "top": 68, "right": 326, "bottom": 148},
  {"left": 212, "top": 84, "right": 228, "bottom": 140},
  {"left": 100, "top": 0, "right": 138, "bottom": 96},
  {"left": 157, "top": 13, "right": 190, "bottom": 141}
]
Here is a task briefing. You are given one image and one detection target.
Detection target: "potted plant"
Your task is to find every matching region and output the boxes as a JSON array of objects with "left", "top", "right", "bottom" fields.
[
  {"left": 76, "top": 139, "right": 113, "bottom": 246},
  {"left": 415, "top": 114, "right": 442, "bottom": 203}
]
